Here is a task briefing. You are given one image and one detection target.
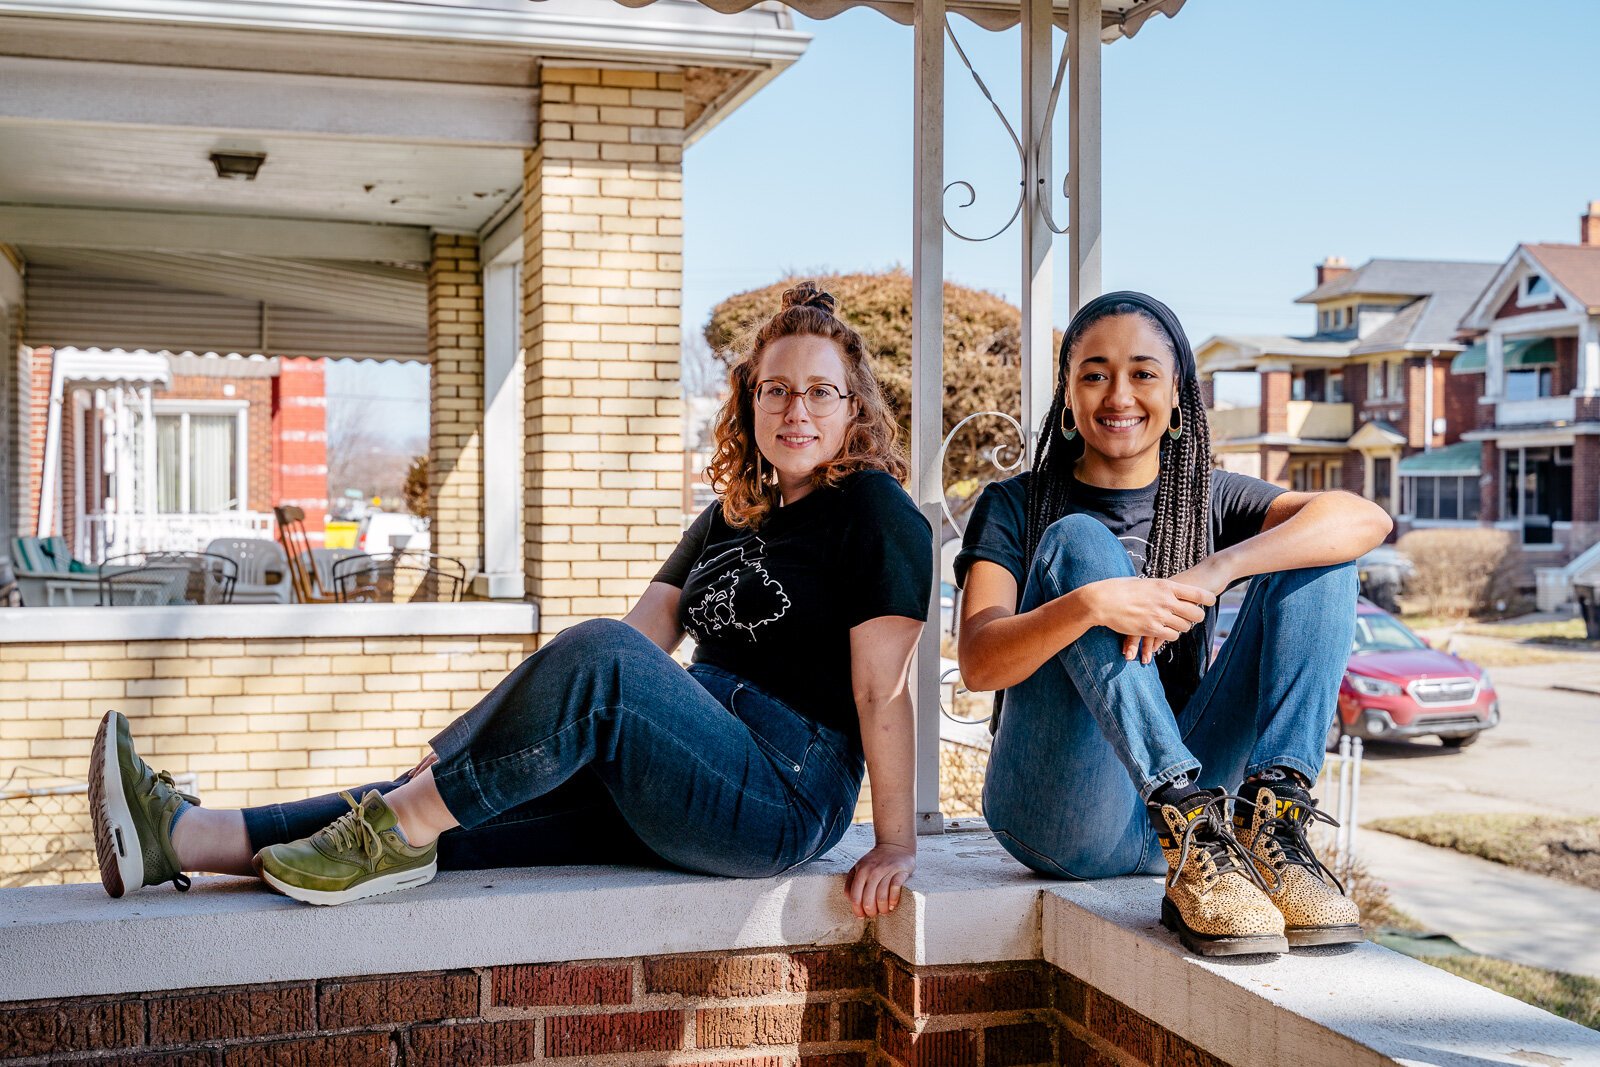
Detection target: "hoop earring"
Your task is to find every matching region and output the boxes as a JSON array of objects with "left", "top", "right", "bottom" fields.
[
  {"left": 1060, "top": 407, "right": 1078, "bottom": 442},
  {"left": 1167, "top": 407, "right": 1183, "bottom": 441}
]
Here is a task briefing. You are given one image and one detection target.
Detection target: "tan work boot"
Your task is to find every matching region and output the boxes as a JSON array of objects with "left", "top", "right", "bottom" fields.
[
  {"left": 1149, "top": 787, "right": 1288, "bottom": 957},
  {"left": 1234, "top": 773, "right": 1363, "bottom": 947}
]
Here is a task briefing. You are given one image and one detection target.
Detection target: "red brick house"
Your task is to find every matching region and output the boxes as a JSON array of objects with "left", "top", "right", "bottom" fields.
[
  {"left": 1454, "top": 202, "right": 1600, "bottom": 595},
  {"left": 19, "top": 346, "right": 327, "bottom": 562}
]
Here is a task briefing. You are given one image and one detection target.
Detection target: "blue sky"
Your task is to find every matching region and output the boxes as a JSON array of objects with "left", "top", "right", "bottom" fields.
[{"left": 336, "top": 0, "right": 1600, "bottom": 438}]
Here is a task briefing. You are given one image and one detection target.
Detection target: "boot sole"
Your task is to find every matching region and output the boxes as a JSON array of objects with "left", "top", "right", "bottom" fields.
[
  {"left": 1162, "top": 897, "right": 1288, "bottom": 957},
  {"left": 256, "top": 857, "right": 438, "bottom": 906},
  {"left": 89, "top": 710, "right": 141, "bottom": 899},
  {"left": 1288, "top": 924, "right": 1365, "bottom": 947}
]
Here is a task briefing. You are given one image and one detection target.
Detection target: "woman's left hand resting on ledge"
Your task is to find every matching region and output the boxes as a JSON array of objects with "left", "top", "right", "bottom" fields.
[{"left": 846, "top": 614, "right": 924, "bottom": 918}]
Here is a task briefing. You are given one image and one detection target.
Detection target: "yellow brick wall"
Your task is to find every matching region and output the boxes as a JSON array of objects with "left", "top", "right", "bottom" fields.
[
  {"left": 522, "top": 67, "right": 687, "bottom": 635},
  {"left": 429, "top": 233, "right": 487, "bottom": 576},
  {"left": 0, "top": 634, "right": 540, "bottom": 885}
]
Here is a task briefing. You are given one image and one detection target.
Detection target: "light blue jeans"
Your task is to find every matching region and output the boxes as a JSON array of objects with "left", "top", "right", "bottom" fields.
[{"left": 982, "top": 514, "right": 1357, "bottom": 879}]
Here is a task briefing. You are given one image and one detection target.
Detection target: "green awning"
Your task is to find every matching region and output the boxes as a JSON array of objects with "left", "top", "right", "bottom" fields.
[
  {"left": 1451, "top": 337, "right": 1556, "bottom": 374},
  {"left": 1398, "top": 441, "right": 1481, "bottom": 476}
]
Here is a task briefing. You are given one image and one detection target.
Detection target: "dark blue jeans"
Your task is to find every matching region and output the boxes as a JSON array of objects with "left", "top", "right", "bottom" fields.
[
  {"left": 243, "top": 619, "right": 864, "bottom": 878},
  {"left": 982, "top": 514, "right": 1357, "bottom": 879}
]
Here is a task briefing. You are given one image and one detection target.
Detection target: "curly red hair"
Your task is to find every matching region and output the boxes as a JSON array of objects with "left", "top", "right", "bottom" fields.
[{"left": 705, "top": 281, "right": 907, "bottom": 529}]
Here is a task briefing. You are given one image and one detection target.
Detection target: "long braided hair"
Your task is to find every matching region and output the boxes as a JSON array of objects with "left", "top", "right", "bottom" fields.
[{"left": 1021, "top": 291, "right": 1214, "bottom": 694}]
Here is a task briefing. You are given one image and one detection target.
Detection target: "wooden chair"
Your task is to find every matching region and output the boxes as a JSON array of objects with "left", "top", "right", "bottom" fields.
[{"left": 273, "top": 506, "right": 338, "bottom": 603}]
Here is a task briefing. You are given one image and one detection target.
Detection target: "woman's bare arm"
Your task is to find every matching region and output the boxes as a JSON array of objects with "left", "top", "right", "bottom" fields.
[
  {"left": 844, "top": 614, "right": 924, "bottom": 918},
  {"left": 621, "top": 582, "right": 687, "bottom": 654}
]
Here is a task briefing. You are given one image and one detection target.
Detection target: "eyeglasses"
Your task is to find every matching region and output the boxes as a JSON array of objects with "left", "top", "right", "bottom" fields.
[{"left": 753, "top": 380, "right": 854, "bottom": 417}]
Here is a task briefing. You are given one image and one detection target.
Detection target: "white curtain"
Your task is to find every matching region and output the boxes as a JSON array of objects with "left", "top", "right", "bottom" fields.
[
  {"left": 190, "top": 415, "right": 235, "bottom": 513},
  {"left": 155, "top": 414, "right": 183, "bottom": 513}
]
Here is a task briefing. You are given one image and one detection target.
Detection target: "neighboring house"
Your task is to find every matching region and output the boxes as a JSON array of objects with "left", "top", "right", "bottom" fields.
[
  {"left": 1196, "top": 256, "right": 1498, "bottom": 525},
  {"left": 1455, "top": 202, "right": 1600, "bottom": 583},
  {"left": 21, "top": 348, "right": 327, "bottom": 563}
]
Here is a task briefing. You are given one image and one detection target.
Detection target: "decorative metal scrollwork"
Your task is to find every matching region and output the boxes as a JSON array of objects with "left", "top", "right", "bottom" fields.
[
  {"left": 942, "top": 19, "right": 1024, "bottom": 243},
  {"left": 942, "top": 17, "right": 1073, "bottom": 242},
  {"left": 935, "top": 409, "right": 1027, "bottom": 537}
]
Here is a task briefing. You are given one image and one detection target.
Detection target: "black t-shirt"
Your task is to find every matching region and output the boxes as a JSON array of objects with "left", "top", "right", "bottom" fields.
[
  {"left": 954, "top": 469, "right": 1284, "bottom": 708},
  {"left": 654, "top": 470, "right": 933, "bottom": 738}
]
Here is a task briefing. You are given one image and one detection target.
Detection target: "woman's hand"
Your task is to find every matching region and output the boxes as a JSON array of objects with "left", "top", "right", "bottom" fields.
[
  {"left": 1078, "top": 576, "right": 1213, "bottom": 665},
  {"left": 845, "top": 842, "right": 915, "bottom": 918}
]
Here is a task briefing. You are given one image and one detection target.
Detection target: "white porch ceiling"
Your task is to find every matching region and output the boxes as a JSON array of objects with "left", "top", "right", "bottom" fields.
[{"left": 0, "top": 124, "right": 524, "bottom": 232}]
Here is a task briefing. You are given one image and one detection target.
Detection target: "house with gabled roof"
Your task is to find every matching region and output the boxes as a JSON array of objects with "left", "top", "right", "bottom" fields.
[
  {"left": 1453, "top": 202, "right": 1600, "bottom": 596},
  {"left": 1195, "top": 256, "right": 1497, "bottom": 525}
]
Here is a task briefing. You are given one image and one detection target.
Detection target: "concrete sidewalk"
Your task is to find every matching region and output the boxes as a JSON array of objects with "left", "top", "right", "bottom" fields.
[{"left": 1360, "top": 828, "right": 1600, "bottom": 979}]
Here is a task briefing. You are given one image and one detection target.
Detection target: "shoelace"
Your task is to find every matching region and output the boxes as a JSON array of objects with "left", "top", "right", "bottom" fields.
[
  {"left": 313, "top": 792, "right": 384, "bottom": 871},
  {"left": 146, "top": 770, "right": 199, "bottom": 892},
  {"left": 1255, "top": 794, "right": 1346, "bottom": 893},
  {"left": 1168, "top": 793, "right": 1281, "bottom": 896}
]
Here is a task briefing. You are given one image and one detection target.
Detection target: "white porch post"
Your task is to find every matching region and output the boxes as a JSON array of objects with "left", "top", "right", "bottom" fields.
[
  {"left": 1019, "top": 0, "right": 1054, "bottom": 457},
  {"left": 480, "top": 245, "right": 525, "bottom": 599},
  {"left": 911, "top": 0, "right": 945, "bottom": 834},
  {"left": 1578, "top": 316, "right": 1600, "bottom": 395},
  {"left": 141, "top": 386, "right": 156, "bottom": 516},
  {"left": 1485, "top": 331, "right": 1504, "bottom": 401},
  {"left": 1068, "top": 0, "right": 1103, "bottom": 312}
]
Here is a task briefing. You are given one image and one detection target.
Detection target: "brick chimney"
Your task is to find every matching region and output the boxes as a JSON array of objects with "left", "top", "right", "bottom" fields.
[
  {"left": 1316, "top": 255, "right": 1351, "bottom": 287},
  {"left": 1582, "top": 201, "right": 1600, "bottom": 247}
]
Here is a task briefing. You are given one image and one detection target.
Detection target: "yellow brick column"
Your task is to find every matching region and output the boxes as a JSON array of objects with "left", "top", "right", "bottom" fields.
[
  {"left": 522, "top": 67, "right": 686, "bottom": 636},
  {"left": 428, "top": 234, "right": 487, "bottom": 583}
]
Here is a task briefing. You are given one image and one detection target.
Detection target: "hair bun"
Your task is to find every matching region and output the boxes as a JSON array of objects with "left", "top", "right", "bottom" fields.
[{"left": 780, "top": 281, "right": 837, "bottom": 317}]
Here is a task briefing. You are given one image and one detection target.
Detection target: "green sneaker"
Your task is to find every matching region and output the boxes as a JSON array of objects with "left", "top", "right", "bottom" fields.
[
  {"left": 89, "top": 709, "right": 197, "bottom": 898},
  {"left": 254, "top": 790, "right": 436, "bottom": 906}
]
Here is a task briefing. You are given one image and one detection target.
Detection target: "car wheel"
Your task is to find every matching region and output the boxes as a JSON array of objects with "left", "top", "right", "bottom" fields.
[
  {"left": 1439, "top": 733, "right": 1479, "bottom": 750},
  {"left": 1325, "top": 718, "right": 1345, "bottom": 752}
]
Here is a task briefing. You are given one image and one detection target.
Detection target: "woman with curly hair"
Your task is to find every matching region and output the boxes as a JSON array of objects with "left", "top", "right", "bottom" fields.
[
  {"left": 91, "top": 282, "right": 932, "bottom": 913},
  {"left": 957, "top": 292, "right": 1391, "bottom": 956}
]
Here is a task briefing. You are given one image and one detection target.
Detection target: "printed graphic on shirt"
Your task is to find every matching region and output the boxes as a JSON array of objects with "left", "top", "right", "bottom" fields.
[
  {"left": 1120, "top": 535, "right": 1149, "bottom": 571},
  {"left": 686, "top": 538, "right": 792, "bottom": 641}
]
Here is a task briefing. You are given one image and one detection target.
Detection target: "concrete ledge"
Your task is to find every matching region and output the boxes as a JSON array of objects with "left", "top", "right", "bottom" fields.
[
  {"left": 4, "top": 825, "right": 1597, "bottom": 1066},
  {"left": 0, "top": 602, "right": 539, "bottom": 643}
]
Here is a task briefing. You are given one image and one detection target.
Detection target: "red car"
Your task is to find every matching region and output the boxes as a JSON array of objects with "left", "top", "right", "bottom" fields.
[{"left": 1212, "top": 599, "right": 1499, "bottom": 751}]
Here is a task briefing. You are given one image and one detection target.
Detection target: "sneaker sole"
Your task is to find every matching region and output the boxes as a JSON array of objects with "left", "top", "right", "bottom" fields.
[
  {"left": 1161, "top": 897, "right": 1289, "bottom": 957},
  {"left": 1287, "top": 924, "right": 1365, "bottom": 948},
  {"left": 256, "top": 859, "right": 438, "bottom": 906},
  {"left": 89, "top": 710, "right": 141, "bottom": 899}
]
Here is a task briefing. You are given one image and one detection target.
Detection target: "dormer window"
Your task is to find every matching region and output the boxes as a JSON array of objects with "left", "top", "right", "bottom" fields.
[{"left": 1518, "top": 273, "right": 1553, "bottom": 306}]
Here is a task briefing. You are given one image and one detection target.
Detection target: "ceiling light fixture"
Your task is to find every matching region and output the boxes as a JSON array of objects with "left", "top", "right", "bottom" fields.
[{"left": 210, "top": 151, "right": 267, "bottom": 181}]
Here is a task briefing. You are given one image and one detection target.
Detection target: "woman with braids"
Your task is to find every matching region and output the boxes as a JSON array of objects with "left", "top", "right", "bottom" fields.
[
  {"left": 955, "top": 291, "right": 1391, "bottom": 957},
  {"left": 91, "top": 282, "right": 931, "bottom": 915}
]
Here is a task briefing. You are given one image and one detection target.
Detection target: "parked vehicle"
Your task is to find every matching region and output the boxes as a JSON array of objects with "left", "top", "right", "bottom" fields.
[
  {"left": 1212, "top": 597, "right": 1498, "bottom": 752},
  {"left": 1355, "top": 545, "right": 1413, "bottom": 614}
]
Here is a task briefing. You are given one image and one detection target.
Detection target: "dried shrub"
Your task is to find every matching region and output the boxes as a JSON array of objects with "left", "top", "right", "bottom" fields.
[
  {"left": 403, "top": 454, "right": 429, "bottom": 520},
  {"left": 1397, "top": 528, "right": 1515, "bottom": 618}
]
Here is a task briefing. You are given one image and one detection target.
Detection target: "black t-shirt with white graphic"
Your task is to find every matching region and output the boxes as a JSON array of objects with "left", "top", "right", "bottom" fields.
[
  {"left": 954, "top": 468, "right": 1284, "bottom": 708},
  {"left": 654, "top": 470, "right": 933, "bottom": 738}
]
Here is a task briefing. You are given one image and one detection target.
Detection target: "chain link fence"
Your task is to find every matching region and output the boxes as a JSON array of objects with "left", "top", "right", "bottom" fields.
[{"left": 0, "top": 767, "right": 198, "bottom": 889}]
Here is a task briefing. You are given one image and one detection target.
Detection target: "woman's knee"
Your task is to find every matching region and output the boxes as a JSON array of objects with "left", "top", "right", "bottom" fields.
[
  {"left": 1256, "top": 559, "right": 1359, "bottom": 601},
  {"left": 989, "top": 825, "right": 1147, "bottom": 881},
  {"left": 1029, "top": 513, "right": 1133, "bottom": 589}
]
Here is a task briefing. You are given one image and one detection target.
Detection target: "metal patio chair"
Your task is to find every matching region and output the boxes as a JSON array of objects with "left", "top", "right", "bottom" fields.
[
  {"left": 98, "top": 551, "right": 239, "bottom": 606},
  {"left": 331, "top": 550, "right": 466, "bottom": 604}
]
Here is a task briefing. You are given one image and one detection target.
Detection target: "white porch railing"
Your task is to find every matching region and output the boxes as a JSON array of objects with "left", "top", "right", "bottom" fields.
[
  {"left": 1497, "top": 395, "right": 1576, "bottom": 426},
  {"left": 79, "top": 511, "right": 275, "bottom": 564}
]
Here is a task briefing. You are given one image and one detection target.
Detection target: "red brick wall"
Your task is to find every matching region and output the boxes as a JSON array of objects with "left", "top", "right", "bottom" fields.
[
  {"left": 22, "top": 346, "right": 52, "bottom": 536},
  {"left": 1480, "top": 442, "right": 1500, "bottom": 523},
  {"left": 1258, "top": 446, "right": 1289, "bottom": 488},
  {"left": 1444, "top": 369, "right": 1483, "bottom": 443},
  {"left": 1554, "top": 336, "right": 1577, "bottom": 397},
  {"left": 1341, "top": 452, "right": 1365, "bottom": 497},
  {"left": 272, "top": 358, "right": 328, "bottom": 542},
  {"left": 1259, "top": 370, "right": 1290, "bottom": 435},
  {"left": 1576, "top": 433, "right": 1600, "bottom": 525},
  {"left": 1494, "top": 289, "right": 1561, "bottom": 320},
  {"left": 0, "top": 943, "right": 1235, "bottom": 1067}
]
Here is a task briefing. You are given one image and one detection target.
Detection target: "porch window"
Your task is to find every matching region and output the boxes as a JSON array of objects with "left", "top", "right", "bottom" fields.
[
  {"left": 1501, "top": 446, "right": 1573, "bottom": 543},
  {"left": 1328, "top": 370, "right": 1345, "bottom": 403},
  {"left": 1504, "top": 365, "right": 1555, "bottom": 400},
  {"left": 1402, "top": 474, "right": 1479, "bottom": 521},
  {"left": 1368, "top": 363, "right": 1386, "bottom": 401},
  {"left": 1387, "top": 360, "right": 1405, "bottom": 400},
  {"left": 150, "top": 403, "right": 248, "bottom": 513}
]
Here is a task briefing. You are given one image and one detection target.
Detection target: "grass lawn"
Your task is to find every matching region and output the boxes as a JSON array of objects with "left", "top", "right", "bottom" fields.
[{"left": 1367, "top": 813, "right": 1600, "bottom": 891}]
